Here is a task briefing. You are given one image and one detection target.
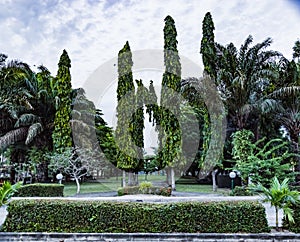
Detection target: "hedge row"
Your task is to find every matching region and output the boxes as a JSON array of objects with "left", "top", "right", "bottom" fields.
[
  {"left": 16, "top": 183, "right": 64, "bottom": 197},
  {"left": 118, "top": 186, "right": 171, "bottom": 196},
  {"left": 1, "top": 200, "right": 270, "bottom": 233},
  {"left": 283, "top": 203, "right": 300, "bottom": 233}
]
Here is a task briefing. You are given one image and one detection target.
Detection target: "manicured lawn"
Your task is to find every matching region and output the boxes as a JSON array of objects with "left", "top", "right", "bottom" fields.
[
  {"left": 63, "top": 174, "right": 230, "bottom": 196},
  {"left": 175, "top": 184, "right": 229, "bottom": 195}
]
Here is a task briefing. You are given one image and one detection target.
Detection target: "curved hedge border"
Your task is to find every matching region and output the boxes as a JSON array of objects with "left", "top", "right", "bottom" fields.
[
  {"left": 118, "top": 186, "right": 171, "bottom": 196},
  {"left": 16, "top": 183, "right": 64, "bottom": 197},
  {"left": 1, "top": 200, "right": 269, "bottom": 233}
]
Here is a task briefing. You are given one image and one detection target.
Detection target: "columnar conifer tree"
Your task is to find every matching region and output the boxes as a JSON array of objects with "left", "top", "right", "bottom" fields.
[
  {"left": 200, "top": 13, "right": 218, "bottom": 190},
  {"left": 200, "top": 12, "right": 217, "bottom": 78},
  {"left": 52, "top": 50, "right": 73, "bottom": 153},
  {"left": 115, "top": 41, "right": 139, "bottom": 185},
  {"left": 132, "top": 79, "right": 145, "bottom": 160},
  {"left": 158, "top": 15, "right": 182, "bottom": 189},
  {"left": 145, "top": 80, "right": 159, "bottom": 126}
]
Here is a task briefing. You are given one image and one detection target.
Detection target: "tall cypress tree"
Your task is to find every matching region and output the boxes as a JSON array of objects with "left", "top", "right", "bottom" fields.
[
  {"left": 132, "top": 79, "right": 145, "bottom": 159},
  {"left": 200, "top": 12, "right": 217, "bottom": 78},
  {"left": 115, "top": 41, "right": 140, "bottom": 182},
  {"left": 146, "top": 80, "right": 159, "bottom": 126},
  {"left": 158, "top": 15, "right": 182, "bottom": 189},
  {"left": 52, "top": 50, "right": 72, "bottom": 153}
]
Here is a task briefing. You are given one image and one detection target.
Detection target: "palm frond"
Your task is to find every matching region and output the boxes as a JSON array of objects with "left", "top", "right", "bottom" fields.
[
  {"left": 25, "top": 123, "right": 43, "bottom": 145},
  {"left": 15, "top": 113, "right": 40, "bottom": 128},
  {"left": 0, "top": 127, "right": 28, "bottom": 149}
]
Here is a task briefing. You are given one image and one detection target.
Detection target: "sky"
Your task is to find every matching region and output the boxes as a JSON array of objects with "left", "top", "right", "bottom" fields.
[{"left": 1, "top": 0, "right": 300, "bottom": 150}]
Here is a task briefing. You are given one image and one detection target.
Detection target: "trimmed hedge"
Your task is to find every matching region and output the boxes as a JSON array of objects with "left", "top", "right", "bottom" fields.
[
  {"left": 230, "top": 186, "right": 253, "bottom": 196},
  {"left": 282, "top": 203, "right": 300, "bottom": 233},
  {"left": 15, "top": 183, "right": 64, "bottom": 197},
  {"left": 1, "top": 200, "right": 270, "bottom": 233},
  {"left": 118, "top": 186, "right": 172, "bottom": 196}
]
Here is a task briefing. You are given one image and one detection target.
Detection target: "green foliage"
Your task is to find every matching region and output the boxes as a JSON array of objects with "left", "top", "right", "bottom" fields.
[
  {"left": 52, "top": 49, "right": 72, "bottom": 152},
  {"left": 145, "top": 80, "right": 159, "bottom": 125},
  {"left": 2, "top": 200, "right": 269, "bottom": 233},
  {"left": 16, "top": 183, "right": 64, "bottom": 197},
  {"left": 131, "top": 79, "right": 146, "bottom": 168},
  {"left": 139, "top": 181, "right": 153, "bottom": 193},
  {"left": 293, "top": 40, "right": 300, "bottom": 61},
  {"left": 252, "top": 177, "right": 300, "bottom": 231},
  {"left": 283, "top": 203, "right": 300, "bottom": 232},
  {"left": 95, "top": 108, "right": 118, "bottom": 166},
  {"left": 230, "top": 186, "right": 253, "bottom": 196},
  {"left": 115, "top": 41, "right": 140, "bottom": 171},
  {"left": 0, "top": 181, "right": 22, "bottom": 206},
  {"left": 232, "top": 129, "right": 295, "bottom": 186},
  {"left": 118, "top": 185, "right": 171, "bottom": 196},
  {"left": 157, "top": 15, "right": 182, "bottom": 168},
  {"left": 200, "top": 12, "right": 217, "bottom": 78}
]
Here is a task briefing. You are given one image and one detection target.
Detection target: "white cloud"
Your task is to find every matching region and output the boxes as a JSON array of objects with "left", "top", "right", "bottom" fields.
[{"left": 1, "top": 0, "right": 300, "bottom": 129}]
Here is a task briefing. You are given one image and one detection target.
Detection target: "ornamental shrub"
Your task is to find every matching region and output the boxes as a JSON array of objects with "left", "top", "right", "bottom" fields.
[
  {"left": 16, "top": 183, "right": 64, "bottom": 197},
  {"left": 118, "top": 185, "right": 171, "bottom": 196},
  {"left": 283, "top": 203, "right": 300, "bottom": 233},
  {"left": 2, "top": 200, "right": 269, "bottom": 233},
  {"left": 230, "top": 186, "right": 253, "bottom": 196}
]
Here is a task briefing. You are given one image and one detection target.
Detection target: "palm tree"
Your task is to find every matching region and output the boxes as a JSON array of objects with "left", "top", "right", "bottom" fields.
[
  {"left": 215, "top": 36, "right": 281, "bottom": 135},
  {"left": 0, "top": 56, "right": 56, "bottom": 182},
  {"left": 253, "top": 176, "right": 299, "bottom": 231}
]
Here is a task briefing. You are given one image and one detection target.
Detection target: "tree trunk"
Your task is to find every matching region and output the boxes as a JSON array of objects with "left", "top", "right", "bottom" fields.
[
  {"left": 212, "top": 169, "right": 218, "bottom": 192},
  {"left": 122, "top": 170, "right": 126, "bottom": 187},
  {"left": 135, "top": 172, "right": 139, "bottom": 186},
  {"left": 75, "top": 177, "right": 81, "bottom": 194},
  {"left": 275, "top": 206, "right": 279, "bottom": 231},
  {"left": 166, "top": 167, "right": 176, "bottom": 190},
  {"left": 170, "top": 167, "right": 175, "bottom": 191},
  {"left": 127, "top": 172, "right": 135, "bottom": 186},
  {"left": 166, "top": 167, "right": 171, "bottom": 186}
]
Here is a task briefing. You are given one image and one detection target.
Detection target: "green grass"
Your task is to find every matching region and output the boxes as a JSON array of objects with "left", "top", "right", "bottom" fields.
[
  {"left": 175, "top": 184, "right": 229, "bottom": 195},
  {"left": 63, "top": 175, "right": 230, "bottom": 196},
  {"left": 63, "top": 182, "right": 117, "bottom": 196}
]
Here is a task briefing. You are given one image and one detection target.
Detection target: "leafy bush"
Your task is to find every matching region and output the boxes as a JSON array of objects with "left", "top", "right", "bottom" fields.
[
  {"left": 283, "top": 203, "right": 300, "bottom": 233},
  {"left": 118, "top": 185, "right": 171, "bottom": 196},
  {"left": 16, "top": 183, "right": 64, "bottom": 197},
  {"left": 231, "top": 130, "right": 295, "bottom": 187},
  {"left": 1, "top": 200, "right": 270, "bottom": 233},
  {"left": 253, "top": 177, "right": 299, "bottom": 231},
  {"left": 139, "top": 181, "right": 153, "bottom": 193},
  {"left": 230, "top": 186, "right": 253, "bottom": 196},
  {"left": 0, "top": 181, "right": 22, "bottom": 206}
]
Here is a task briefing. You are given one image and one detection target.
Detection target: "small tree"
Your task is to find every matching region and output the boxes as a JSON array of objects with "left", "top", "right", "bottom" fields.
[
  {"left": 253, "top": 177, "right": 300, "bottom": 231},
  {"left": 52, "top": 50, "right": 73, "bottom": 153},
  {"left": 232, "top": 129, "right": 296, "bottom": 186},
  {"left": 48, "top": 147, "right": 98, "bottom": 194}
]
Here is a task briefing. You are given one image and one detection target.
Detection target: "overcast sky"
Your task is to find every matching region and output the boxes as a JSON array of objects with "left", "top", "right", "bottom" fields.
[
  {"left": 1, "top": 0, "right": 300, "bottom": 86},
  {"left": 1, "top": 0, "right": 300, "bottom": 149}
]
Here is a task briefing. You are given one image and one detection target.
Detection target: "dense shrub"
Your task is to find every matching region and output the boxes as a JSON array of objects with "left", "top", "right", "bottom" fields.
[
  {"left": 2, "top": 199, "right": 269, "bottom": 233},
  {"left": 16, "top": 183, "right": 64, "bottom": 197},
  {"left": 283, "top": 203, "right": 300, "bottom": 233},
  {"left": 230, "top": 186, "right": 253, "bottom": 196},
  {"left": 118, "top": 185, "right": 171, "bottom": 196}
]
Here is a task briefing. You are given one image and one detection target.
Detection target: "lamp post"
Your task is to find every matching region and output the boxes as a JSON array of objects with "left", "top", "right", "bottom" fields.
[
  {"left": 56, "top": 173, "right": 63, "bottom": 184},
  {"left": 229, "top": 171, "right": 236, "bottom": 192}
]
